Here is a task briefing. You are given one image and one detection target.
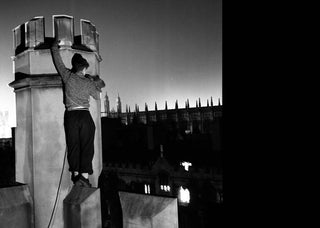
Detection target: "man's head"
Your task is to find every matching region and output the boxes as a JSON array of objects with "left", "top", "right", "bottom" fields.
[{"left": 71, "top": 53, "right": 89, "bottom": 74}]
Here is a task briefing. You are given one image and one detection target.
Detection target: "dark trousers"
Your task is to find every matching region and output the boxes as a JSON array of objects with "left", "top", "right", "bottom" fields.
[{"left": 64, "top": 110, "right": 95, "bottom": 174}]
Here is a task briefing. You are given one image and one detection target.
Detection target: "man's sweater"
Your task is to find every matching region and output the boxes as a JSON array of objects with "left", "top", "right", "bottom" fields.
[{"left": 51, "top": 42, "right": 105, "bottom": 110}]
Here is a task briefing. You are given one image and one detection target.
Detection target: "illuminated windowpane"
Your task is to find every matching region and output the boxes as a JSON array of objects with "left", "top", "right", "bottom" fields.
[
  {"left": 181, "top": 161, "right": 192, "bottom": 171},
  {"left": 53, "top": 15, "right": 74, "bottom": 46},
  {"left": 179, "top": 186, "right": 190, "bottom": 204},
  {"left": 25, "top": 16, "right": 44, "bottom": 48},
  {"left": 144, "top": 184, "right": 151, "bottom": 194},
  {"left": 160, "top": 185, "right": 170, "bottom": 192},
  {"left": 217, "top": 192, "right": 223, "bottom": 203},
  {"left": 81, "top": 19, "right": 98, "bottom": 51}
]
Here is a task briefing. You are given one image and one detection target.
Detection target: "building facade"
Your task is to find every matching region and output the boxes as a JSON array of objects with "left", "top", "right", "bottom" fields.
[
  {"left": 0, "top": 128, "right": 15, "bottom": 187},
  {"left": 99, "top": 150, "right": 223, "bottom": 227},
  {"left": 100, "top": 98, "right": 223, "bottom": 228}
]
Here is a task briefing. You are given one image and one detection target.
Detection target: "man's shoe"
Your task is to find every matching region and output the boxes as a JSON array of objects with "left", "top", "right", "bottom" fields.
[
  {"left": 75, "top": 175, "right": 91, "bottom": 188},
  {"left": 71, "top": 173, "right": 80, "bottom": 184}
]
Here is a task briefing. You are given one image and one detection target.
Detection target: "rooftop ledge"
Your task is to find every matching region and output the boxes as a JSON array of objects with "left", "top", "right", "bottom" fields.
[{"left": 9, "top": 75, "right": 62, "bottom": 91}]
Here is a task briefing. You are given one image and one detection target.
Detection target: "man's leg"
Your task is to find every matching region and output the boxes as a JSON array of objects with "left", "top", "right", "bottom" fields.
[
  {"left": 71, "top": 171, "right": 80, "bottom": 184},
  {"left": 64, "top": 111, "right": 81, "bottom": 182},
  {"left": 79, "top": 111, "right": 95, "bottom": 182}
]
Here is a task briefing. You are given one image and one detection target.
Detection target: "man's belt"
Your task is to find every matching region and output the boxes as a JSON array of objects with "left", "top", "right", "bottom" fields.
[{"left": 67, "top": 107, "right": 89, "bottom": 111}]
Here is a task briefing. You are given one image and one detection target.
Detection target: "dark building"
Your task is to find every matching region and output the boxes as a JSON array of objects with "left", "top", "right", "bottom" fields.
[
  {"left": 99, "top": 97, "right": 223, "bottom": 228},
  {"left": 1, "top": 97, "right": 223, "bottom": 227},
  {"left": 101, "top": 97, "right": 222, "bottom": 167},
  {"left": 0, "top": 128, "right": 15, "bottom": 187}
]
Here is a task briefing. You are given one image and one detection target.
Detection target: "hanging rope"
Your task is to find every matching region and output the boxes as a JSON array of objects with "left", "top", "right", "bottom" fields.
[{"left": 47, "top": 147, "right": 67, "bottom": 228}]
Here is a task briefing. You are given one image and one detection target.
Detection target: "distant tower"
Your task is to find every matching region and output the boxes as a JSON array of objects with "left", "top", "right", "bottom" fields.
[
  {"left": 165, "top": 101, "right": 168, "bottom": 110},
  {"left": 116, "top": 93, "right": 122, "bottom": 113},
  {"left": 104, "top": 92, "right": 110, "bottom": 115},
  {"left": 198, "top": 98, "right": 201, "bottom": 107},
  {"left": 218, "top": 98, "right": 221, "bottom": 106},
  {"left": 210, "top": 96, "right": 214, "bottom": 106},
  {"left": 175, "top": 100, "right": 178, "bottom": 109}
]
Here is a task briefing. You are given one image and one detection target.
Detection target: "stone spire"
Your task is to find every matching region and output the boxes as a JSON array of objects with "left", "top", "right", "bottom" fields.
[
  {"left": 135, "top": 104, "right": 139, "bottom": 112},
  {"left": 116, "top": 93, "right": 122, "bottom": 113},
  {"left": 104, "top": 92, "right": 110, "bottom": 114},
  {"left": 145, "top": 103, "right": 148, "bottom": 112}
]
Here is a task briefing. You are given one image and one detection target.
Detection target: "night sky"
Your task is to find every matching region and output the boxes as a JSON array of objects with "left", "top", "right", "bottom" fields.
[{"left": 0, "top": 0, "right": 222, "bottom": 129}]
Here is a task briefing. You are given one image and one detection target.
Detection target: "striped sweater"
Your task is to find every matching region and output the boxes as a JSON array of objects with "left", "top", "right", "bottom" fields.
[{"left": 51, "top": 42, "right": 105, "bottom": 110}]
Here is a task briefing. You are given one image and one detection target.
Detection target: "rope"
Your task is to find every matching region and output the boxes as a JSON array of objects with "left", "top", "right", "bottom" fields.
[{"left": 47, "top": 147, "right": 67, "bottom": 228}]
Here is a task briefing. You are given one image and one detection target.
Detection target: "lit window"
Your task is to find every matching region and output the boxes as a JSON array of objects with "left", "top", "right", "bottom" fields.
[
  {"left": 217, "top": 192, "right": 223, "bottom": 203},
  {"left": 144, "top": 184, "right": 150, "bottom": 194},
  {"left": 160, "top": 185, "right": 171, "bottom": 192},
  {"left": 181, "top": 161, "right": 192, "bottom": 171},
  {"left": 178, "top": 186, "right": 190, "bottom": 204}
]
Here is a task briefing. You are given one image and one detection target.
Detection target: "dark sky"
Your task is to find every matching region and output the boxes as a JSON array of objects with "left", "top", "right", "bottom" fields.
[{"left": 0, "top": 0, "right": 222, "bottom": 127}]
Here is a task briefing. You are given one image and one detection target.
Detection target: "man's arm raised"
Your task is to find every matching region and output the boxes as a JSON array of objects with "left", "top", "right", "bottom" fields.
[{"left": 50, "top": 39, "right": 71, "bottom": 82}]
